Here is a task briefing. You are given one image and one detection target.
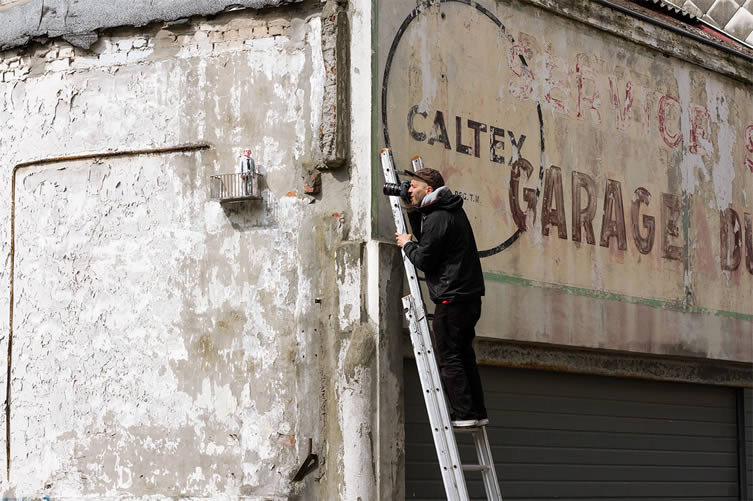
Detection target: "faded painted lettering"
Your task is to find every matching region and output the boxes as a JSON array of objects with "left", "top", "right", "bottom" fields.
[{"left": 658, "top": 95, "right": 682, "bottom": 148}]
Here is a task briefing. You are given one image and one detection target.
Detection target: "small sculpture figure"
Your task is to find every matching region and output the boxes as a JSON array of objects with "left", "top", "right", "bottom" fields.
[{"left": 240, "top": 149, "right": 256, "bottom": 196}]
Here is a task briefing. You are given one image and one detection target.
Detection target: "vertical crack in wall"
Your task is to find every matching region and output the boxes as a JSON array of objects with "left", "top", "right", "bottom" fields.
[{"left": 5, "top": 143, "right": 210, "bottom": 482}]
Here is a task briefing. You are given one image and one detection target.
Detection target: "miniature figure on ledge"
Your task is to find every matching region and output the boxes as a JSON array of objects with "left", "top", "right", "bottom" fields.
[{"left": 240, "top": 148, "right": 256, "bottom": 196}]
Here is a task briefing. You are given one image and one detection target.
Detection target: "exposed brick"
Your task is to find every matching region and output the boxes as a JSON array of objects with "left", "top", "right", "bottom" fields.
[
  {"left": 237, "top": 27, "right": 256, "bottom": 40},
  {"left": 95, "top": 38, "right": 117, "bottom": 52},
  {"left": 304, "top": 171, "right": 322, "bottom": 195},
  {"left": 132, "top": 38, "right": 147, "bottom": 49},
  {"left": 44, "top": 48, "right": 59, "bottom": 61},
  {"left": 70, "top": 54, "right": 100, "bottom": 69},
  {"left": 47, "top": 58, "right": 71, "bottom": 72},
  {"left": 207, "top": 31, "right": 225, "bottom": 42},
  {"left": 197, "top": 22, "right": 223, "bottom": 32},
  {"left": 99, "top": 51, "right": 129, "bottom": 66},
  {"left": 58, "top": 46, "right": 75, "bottom": 58},
  {"left": 267, "top": 19, "right": 290, "bottom": 37},
  {"left": 223, "top": 29, "right": 241, "bottom": 41},
  {"left": 118, "top": 40, "right": 133, "bottom": 52},
  {"left": 176, "top": 35, "right": 192, "bottom": 46},
  {"left": 154, "top": 30, "right": 178, "bottom": 43},
  {"left": 127, "top": 50, "right": 151, "bottom": 63},
  {"left": 214, "top": 40, "right": 245, "bottom": 52},
  {"left": 196, "top": 37, "right": 213, "bottom": 51}
]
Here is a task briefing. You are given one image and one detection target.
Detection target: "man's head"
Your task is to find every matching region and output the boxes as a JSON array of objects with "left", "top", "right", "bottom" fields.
[
  {"left": 243, "top": 149, "right": 252, "bottom": 158},
  {"left": 405, "top": 167, "right": 444, "bottom": 206}
]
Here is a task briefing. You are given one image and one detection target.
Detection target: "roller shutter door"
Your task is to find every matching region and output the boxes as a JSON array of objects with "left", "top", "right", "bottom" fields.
[
  {"left": 746, "top": 388, "right": 752, "bottom": 499},
  {"left": 405, "top": 360, "right": 741, "bottom": 500}
]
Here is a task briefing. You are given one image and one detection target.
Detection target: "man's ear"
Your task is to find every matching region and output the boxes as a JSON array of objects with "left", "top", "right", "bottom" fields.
[{"left": 426, "top": 185, "right": 434, "bottom": 194}]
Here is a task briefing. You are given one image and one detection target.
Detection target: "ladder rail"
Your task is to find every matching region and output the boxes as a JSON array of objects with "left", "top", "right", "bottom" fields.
[
  {"left": 381, "top": 148, "right": 502, "bottom": 501},
  {"left": 403, "top": 295, "right": 467, "bottom": 500},
  {"left": 381, "top": 149, "right": 468, "bottom": 500},
  {"left": 474, "top": 426, "right": 503, "bottom": 499}
]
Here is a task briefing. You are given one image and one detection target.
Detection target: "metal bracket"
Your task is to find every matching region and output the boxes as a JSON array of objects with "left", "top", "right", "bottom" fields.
[{"left": 291, "top": 438, "right": 318, "bottom": 482}]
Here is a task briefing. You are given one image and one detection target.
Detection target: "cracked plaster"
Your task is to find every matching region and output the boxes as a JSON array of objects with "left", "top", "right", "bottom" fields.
[
  {"left": 0, "top": 8, "right": 368, "bottom": 498},
  {"left": 0, "top": 0, "right": 303, "bottom": 49}
]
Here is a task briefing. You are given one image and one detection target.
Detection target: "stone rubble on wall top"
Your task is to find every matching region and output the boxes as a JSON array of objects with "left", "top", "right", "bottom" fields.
[{"left": 0, "top": 0, "right": 303, "bottom": 50}]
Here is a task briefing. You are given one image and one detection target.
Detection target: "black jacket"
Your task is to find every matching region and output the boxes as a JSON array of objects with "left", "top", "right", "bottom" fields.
[{"left": 404, "top": 188, "right": 485, "bottom": 303}]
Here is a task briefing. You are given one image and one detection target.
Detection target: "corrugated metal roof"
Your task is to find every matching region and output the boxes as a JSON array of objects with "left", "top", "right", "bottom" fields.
[
  {"left": 646, "top": 0, "right": 698, "bottom": 20},
  {"left": 623, "top": 0, "right": 753, "bottom": 51},
  {"left": 680, "top": 0, "right": 753, "bottom": 43}
]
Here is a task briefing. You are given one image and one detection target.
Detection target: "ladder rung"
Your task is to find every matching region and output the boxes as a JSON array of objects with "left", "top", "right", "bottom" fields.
[
  {"left": 462, "top": 464, "right": 490, "bottom": 472},
  {"left": 452, "top": 426, "right": 485, "bottom": 432}
]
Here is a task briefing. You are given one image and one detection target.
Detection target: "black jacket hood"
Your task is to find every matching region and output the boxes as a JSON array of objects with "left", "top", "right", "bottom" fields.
[{"left": 418, "top": 187, "right": 463, "bottom": 213}]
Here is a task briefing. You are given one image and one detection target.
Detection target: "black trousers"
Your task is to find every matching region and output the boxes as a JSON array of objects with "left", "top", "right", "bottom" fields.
[{"left": 432, "top": 299, "right": 487, "bottom": 420}]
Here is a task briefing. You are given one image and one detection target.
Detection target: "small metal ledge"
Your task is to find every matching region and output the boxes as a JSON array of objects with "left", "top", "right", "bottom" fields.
[{"left": 210, "top": 172, "right": 263, "bottom": 203}]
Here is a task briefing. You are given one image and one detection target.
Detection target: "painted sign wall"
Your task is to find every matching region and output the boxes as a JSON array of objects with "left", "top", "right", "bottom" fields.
[{"left": 378, "top": 0, "right": 752, "bottom": 362}]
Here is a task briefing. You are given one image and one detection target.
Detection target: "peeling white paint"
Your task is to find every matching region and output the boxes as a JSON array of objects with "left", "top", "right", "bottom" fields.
[
  {"left": 336, "top": 249, "right": 361, "bottom": 331},
  {"left": 2, "top": 9, "right": 329, "bottom": 498},
  {"left": 335, "top": 339, "right": 375, "bottom": 501},
  {"left": 675, "top": 67, "right": 704, "bottom": 196},
  {"left": 707, "top": 82, "right": 736, "bottom": 210}
]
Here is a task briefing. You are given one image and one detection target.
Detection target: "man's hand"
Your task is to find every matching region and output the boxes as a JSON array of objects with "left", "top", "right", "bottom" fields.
[
  {"left": 403, "top": 199, "right": 418, "bottom": 211},
  {"left": 395, "top": 232, "right": 413, "bottom": 248}
]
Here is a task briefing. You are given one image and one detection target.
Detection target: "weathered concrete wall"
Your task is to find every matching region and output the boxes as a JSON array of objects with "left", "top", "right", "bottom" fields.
[
  {"left": 377, "top": 0, "right": 753, "bottom": 364},
  {"left": 0, "top": 1, "right": 381, "bottom": 497},
  {"left": 0, "top": 0, "right": 303, "bottom": 50}
]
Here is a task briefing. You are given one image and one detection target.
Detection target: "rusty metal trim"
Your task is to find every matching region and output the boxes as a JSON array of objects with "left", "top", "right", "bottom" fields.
[{"left": 6, "top": 142, "right": 210, "bottom": 481}]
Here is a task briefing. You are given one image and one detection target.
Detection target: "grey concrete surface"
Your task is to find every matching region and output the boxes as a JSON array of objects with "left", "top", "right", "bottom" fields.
[{"left": 0, "top": 0, "right": 302, "bottom": 49}]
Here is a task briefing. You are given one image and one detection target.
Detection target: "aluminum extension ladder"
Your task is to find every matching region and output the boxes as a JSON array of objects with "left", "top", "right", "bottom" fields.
[{"left": 380, "top": 148, "right": 503, "bottom": 501}]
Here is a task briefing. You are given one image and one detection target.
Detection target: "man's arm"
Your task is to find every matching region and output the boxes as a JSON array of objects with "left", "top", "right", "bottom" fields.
[
  {"left": 407, "top": 210, "right": 422, "bottom": 241},
  {"left": 401, "top": 216, "right": 443, "bottom": 272}
]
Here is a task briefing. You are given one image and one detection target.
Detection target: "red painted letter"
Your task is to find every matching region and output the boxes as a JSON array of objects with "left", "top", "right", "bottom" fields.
[
  {"left": 608, "top": 78, "right": 633, "bottom": 131},
  {"left": 658, "top": 95, "right": 681, "bottom": 148},
  {"left": 544, "top": 53, "right": 568, "bottom": 114},
  {"left": 689, "top": 105, "right": 711, "bottom": 155},
  {"left": 576, "top": 62, "right": 601, "bottom": 123}
]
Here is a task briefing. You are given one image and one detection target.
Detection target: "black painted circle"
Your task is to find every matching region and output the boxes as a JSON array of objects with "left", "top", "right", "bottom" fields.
[{"left": 381, "top": 0, "right": 546, "bottom": 257}]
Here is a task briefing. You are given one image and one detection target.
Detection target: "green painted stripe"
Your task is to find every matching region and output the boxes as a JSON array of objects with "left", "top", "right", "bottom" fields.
[
  {"left": 370, "top": 0, "right": 380, "bottom": 236},
  {"left": 483, "top": 271, "right": 753, "bottom": 321}
]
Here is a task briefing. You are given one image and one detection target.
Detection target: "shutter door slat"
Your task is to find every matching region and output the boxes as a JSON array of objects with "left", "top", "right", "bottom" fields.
[
  {"left": 745, "top": 388, "right": 752, "bottom": 499},
  {"left": 404, "top": 422, "right": 738, "bottom": 454},
  {"left": 405, "top": 361, "right": 740, "bottom": 500}
]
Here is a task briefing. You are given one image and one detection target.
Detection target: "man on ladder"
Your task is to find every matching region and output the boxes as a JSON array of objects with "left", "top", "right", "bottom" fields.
[{"left": 394, "top": 167, "right": 488, "bottom": 428}]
